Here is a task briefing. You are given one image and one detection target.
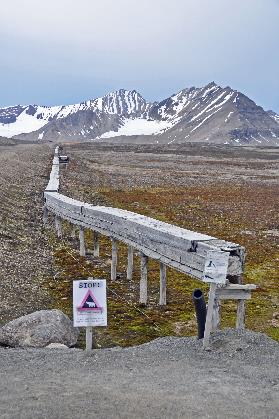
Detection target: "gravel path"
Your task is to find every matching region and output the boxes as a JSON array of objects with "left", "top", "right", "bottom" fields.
[{"left": 1, "top": 329, "right": 279, "bottom": 419}]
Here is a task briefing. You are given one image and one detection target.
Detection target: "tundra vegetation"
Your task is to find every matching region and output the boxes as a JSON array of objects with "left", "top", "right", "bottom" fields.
[{"left": 0, "top": 141, "right": 278, "bottom": 348}]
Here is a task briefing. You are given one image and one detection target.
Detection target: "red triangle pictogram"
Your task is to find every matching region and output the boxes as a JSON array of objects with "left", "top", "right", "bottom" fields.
[{"left": 78, "top": 289, "right": 103, "bottom": 312}]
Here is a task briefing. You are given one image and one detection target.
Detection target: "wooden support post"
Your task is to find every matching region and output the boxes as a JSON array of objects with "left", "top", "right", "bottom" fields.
[
  {"left": 159, "top": 262, "right": 167, "bottom": 305},
  {"left": 139, "top": 253, "right": 148, "bottom": 305},
  {"left": 43, "top": 205, "right": 48, "bottom": 225},
  {"left": 86, "top": 326, "right": 93, "bottom": 351},
  {"left": 79, "top": 227, "right": 86, "bottom": 257},
  {"left": 54, "top": 215, "right": 62, "bottom": 238},
  {"left": 203, "top": 283, "right": 217, "bottom": 348},
  {"left": 127, "top": 245, "right": 134, "bottom": 280},
  {"left": 111, "top": 238, "right": 118, "bottom": 281},
  {"left": 236, "top": 273, "right": 245, "bottom": 330},
  {"left": 93, "top": 231, "right": 100, "bottom": 257},
  {"left": 70, "top": 225, "right": 76, "bottom": 239},
  {"left": 236, "top": 300, "right": 245, "bottom": 329},
  {"left": 212, "top": 296, "right": 221, "bottom": 331}
]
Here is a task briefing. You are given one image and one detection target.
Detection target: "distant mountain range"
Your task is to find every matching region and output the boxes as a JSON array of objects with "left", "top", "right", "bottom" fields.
[{"left": 1, "top": 82, "right": 279, "bottom": 145}]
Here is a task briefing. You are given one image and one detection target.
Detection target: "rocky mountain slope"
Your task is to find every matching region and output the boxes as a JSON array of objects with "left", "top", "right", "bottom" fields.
[
  {"left": 1, "top": 83, "right": 279, "bottom": 145},
  {"left": 268, "top": 110, "right": 279, "bottom": 124}
]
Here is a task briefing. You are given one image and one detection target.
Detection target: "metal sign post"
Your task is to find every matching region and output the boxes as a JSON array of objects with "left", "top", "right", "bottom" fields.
[{"left": 73, "top": 278, "right": 107, "bottom": 351}]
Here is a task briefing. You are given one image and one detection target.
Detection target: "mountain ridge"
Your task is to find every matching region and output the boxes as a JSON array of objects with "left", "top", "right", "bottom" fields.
[{"left": 1, "top": 83, "right": 279, "bottom": 145}]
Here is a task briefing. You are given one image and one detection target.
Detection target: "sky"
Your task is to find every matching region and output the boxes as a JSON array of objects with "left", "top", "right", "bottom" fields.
[{"left": 0, "top": 0, "right": 278, "bottom": 112}]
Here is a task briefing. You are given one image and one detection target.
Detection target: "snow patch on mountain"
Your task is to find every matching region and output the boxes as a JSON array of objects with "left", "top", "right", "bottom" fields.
[
  {"left": 0, "top": 109, "right": 49, "bottom": 137},
  {"left": 98, "top": 118, "right": 171, "bottom": 138}
]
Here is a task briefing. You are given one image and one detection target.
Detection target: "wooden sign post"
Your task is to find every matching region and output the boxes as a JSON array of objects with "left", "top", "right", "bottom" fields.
[
  {"left": 73, "top": 278, "right": 107, "bottom": 351},
  {"left": 202, "top": 250, "right": 230, "bottom": 347}
]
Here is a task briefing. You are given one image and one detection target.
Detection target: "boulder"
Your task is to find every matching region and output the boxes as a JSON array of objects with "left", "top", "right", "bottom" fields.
[{"left": 0, "top": 309, "right": 79, "bottom": 348}]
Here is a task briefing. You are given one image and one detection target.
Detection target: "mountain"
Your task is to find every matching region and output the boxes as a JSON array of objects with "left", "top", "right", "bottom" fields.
[
  {"left": 1, "top": 83, "right": 279, "bottom": 145},
  {"left": 268, "top": 110, "right": 279, "bottom": 124}
]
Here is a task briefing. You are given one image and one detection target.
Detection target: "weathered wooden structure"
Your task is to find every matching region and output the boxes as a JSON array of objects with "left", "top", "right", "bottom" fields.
[{"left": 44, "top": 147, "right": 256, "bottom": 347}]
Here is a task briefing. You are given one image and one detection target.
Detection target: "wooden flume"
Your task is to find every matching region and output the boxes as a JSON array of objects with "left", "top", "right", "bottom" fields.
[{"left": 44, "top": 147, "right": 256, "bottom": 347}]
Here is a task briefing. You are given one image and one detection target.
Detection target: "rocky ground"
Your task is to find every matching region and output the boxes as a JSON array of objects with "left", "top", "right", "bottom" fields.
[
  {"left": 0, "top": 143, "right": 54, "bottom": 322},
  {"left": 0, "top": 329, "right": 279, "bottom": 419},
  {"left": 0, "top": 141, "right": 279, "bottom": 418}
]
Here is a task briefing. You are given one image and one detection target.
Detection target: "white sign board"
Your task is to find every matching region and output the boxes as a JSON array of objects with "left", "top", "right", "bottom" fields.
[
  {"left": 202, "top": 250, "right": 230, "bottom": 284},
  {"left": 73, "top": 279, "right": 107, "bottom": 327}
]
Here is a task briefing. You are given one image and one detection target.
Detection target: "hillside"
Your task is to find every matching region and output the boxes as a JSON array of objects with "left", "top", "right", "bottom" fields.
[
  {"left": 0, "top": 136, "right": 18, "bottom": 146},
  {"left": 1, "top": 83, "right": 279, "bottom": 145}
]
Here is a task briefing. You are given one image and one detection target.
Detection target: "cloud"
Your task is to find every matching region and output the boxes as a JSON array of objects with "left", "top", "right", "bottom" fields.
[{"left": 0, "top": 0, "right": 278, "bottom": 110}]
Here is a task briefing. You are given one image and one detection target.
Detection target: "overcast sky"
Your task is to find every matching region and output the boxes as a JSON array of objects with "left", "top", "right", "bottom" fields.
[{"left": 0, "top": 0, "right": 278, "bottom": 112}]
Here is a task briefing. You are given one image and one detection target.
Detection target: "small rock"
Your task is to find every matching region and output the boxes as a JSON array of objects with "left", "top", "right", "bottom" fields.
[
  {"left": 0, "top": 309, "right": 79, "bottom": 348},
  {"left": 271, "top": 319, "right": 279, "bottom": 328},
  {"left": 46, "top": 343, "right": 69, "bottom": 349}
]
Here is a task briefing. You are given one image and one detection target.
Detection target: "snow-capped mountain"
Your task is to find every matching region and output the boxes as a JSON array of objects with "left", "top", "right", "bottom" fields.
[
  {"left": 1, "top": 83, "right": 279, "bottom": 145},
  {"left": 0, "top": 90, "right": 148, "bottom": 138}
]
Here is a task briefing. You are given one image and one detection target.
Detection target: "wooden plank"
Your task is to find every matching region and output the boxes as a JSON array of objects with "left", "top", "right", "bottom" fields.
[
  {"left": 82, "top": 203, "right": 242, "bottom": 263},
  {"left": 203, "top": 283, "right": 217, "bottom": 348},
  {"left": 45, "top": 203, "right": 84, "bottom": 223},
  {"left": 79, "top": 227, "right": 86, "bottom": 257},
  {"left": 93, "top": 231, "right": 100, "bottom": 257},
  {"left": 45, "top": 193, "right": 82, "bottom": 215},
  {"left": 159, "top": 262, "right": 167, "bottom": 305},
  {"left": 45, "top": 163, "right": 59, "bottom": 192},
  {"left": 111, "top": 238, "right": 118, "bottom": 281},
  {"left": 127, "top": 245, "right": 134, "bottom": 280},
  {"left": 216, "top": 290, "right": 251, "bottom": 300},
  {"left": 215, "top": 283, "right": 256, "bottom": 300},
  {"left": 140, "top": 253, "right": 148, "bottom": 305},
  {"left": 218, "top": 284, "right": 257, "bottom": 290}
]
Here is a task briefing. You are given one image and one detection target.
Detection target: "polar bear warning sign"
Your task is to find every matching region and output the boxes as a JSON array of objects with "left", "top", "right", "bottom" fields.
[{"left": 73, "top": 279, "right": 107, "bottom": 327}]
